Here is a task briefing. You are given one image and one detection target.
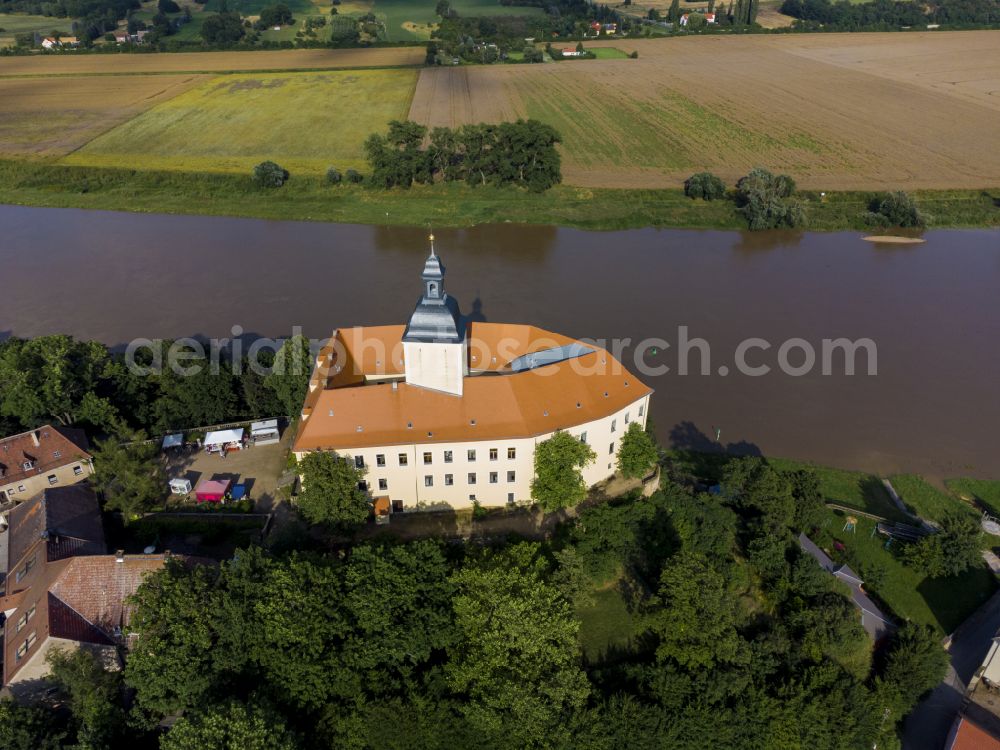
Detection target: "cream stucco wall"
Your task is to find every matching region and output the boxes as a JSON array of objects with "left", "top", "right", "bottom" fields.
[
  {"left": 403, "top": 340, "right": 468, "bottom": 396},
  {"left": 297, "top": 393, "right": 651, "bottom": 511},
  {"left": 0, "top": 459, "right": 93, "bottom": 504},
  {"left": 8, "top": 637, "right": 119, "bottom": 697}
]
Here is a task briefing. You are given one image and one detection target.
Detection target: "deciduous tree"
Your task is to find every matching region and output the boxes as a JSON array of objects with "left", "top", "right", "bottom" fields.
[
  {"left": 296, "top": 450, "right": 370, "bottom": 529},
  {"left": 616, "top": 422, "right": 658, "bottom": 479},
  {"left": 531, "top": 430, "right": 596, "bottom": 511}
]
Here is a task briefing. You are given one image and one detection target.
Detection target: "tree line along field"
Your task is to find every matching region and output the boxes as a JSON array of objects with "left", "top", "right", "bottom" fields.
[
  {"left": 61, "top": 69, "right": 419, "bottom": 175},
  {"left": 408, "top": 32, "right": 1000, "bottom": 190}
]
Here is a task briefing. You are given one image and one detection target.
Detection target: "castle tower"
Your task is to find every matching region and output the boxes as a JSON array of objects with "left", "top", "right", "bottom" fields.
[{"left": 402, "top": 236, "right": 467, "bottom": 396}]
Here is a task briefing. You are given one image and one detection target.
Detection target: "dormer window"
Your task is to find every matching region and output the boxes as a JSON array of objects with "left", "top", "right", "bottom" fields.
[{"left": 22, "top": 461, "right": 33, "bottom": 471}]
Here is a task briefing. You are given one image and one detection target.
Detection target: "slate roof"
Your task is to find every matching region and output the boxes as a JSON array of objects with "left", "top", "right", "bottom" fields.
[
  {"left": 7, "top": 485, "right": 105, "bottom": 574},
  {"left": 798, "top": 533, "right": 896, "bottom": 641}
]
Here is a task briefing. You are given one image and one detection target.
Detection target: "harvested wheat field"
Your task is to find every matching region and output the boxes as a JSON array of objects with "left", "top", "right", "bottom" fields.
[
  {"left": 62, "top": 69, "right": 419, "bottom": 175},
  {"left": 0, "top": 75, "right": 205, "bottom": 158},
  {"left": 0, "top": 46, "right": 425, "bottom": 77},
  {"left": 409, "top": 32, "right": 1000, "bottom": 190}
]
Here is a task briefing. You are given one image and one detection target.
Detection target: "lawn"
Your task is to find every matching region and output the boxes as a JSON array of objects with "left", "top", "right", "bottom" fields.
[
  {"left": 889, "top": 474, "right": 977, "bottom": 525},
  {"left": 763, "top": 457, "right": 913, "bottom": 522},
  {"left": 62, "top": 69, "right": 419, "bottom": 176},
  {"left": 590, "top": 47, "right": 629, "bottom": 59},
  {"left": 948, "top": 479, "right": 1000, "bottom": 518},
  {"left": 375, "top": 0, "right": 543, "bottom": 41},
  {"left": 576, "top": 581, "right": 637, "bottom": 662},
  {"left": 816, "top": 509, "right": 997, "bottom": 634},
  {"left": 0, "top": 12, "right": 73, "bottom": 46}
]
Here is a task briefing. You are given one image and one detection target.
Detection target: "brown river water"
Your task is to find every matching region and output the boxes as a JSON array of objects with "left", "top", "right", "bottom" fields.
[{"left": 1, "top": 206, "right": 998, "bottom": 480}]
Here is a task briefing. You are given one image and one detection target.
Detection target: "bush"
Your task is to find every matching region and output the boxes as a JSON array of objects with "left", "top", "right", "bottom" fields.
[
  {"left": 252, "top": 161, "right": 289, "bottom": 188},
  {"left": 865, "top": 191, "right": 924, "bottom": 228},
  {"left": 735, "top": 167, "right": 805, "bottom": 230},
  {"left": 629, "top": 50, "right": 639, "bottom": 58},
  {"left": 325, "top": 167, "right": 342, "bottom": 185},
  {"left": 684, "top": 171, "right": 725, "bottom": 201},
  {"left": 345, "top": 168, "right": 363, "bottom": 184}
]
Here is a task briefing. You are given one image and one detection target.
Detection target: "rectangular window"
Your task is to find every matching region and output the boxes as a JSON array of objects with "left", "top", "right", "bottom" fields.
[
  {"left": 639, "top": 403, "right": 645, "bottom": 417},
  {"left": 611, "top": 419, "right": 617, "bottom": 433},
  {"left": 47, "top": 474, "right": 58, "bottom": 485},
  {"left": 508, "top": 492, "right": 514, "bottom": 503},
  {"left": 16, "top": 631, "right": 36, "bottom": 662},
  {"left": 580, "top": 431, "right": 587, "bottom": 444},
  {"left": 354, "top": 455, "right": 365, "bottom": 469},
  {"left": 423, "top": 452, "right": 433, "bottom": 465},
  {"left": 378, "top": 478, "right": 388, "bottom": 491},
  {"left": 17, "top": 485, "right": 25, "bottom": 493},
  {"left": 424, "top": 475, "right": 433, "bottom": 487},
  {"left": 52, "top": 450, "right": 61, "bottom": 459},
  {"left": 507, "top": 471, "right": 516, "bottom": 483},
  {"left": 392, "top": 499, "right": 404, "bottom": 513},
  {"left": 489, "top": 448, "right": 498, "bottom": 461},
  {"left": 445, "top": 474, "right": 454, "bottom": 486},
  {"left": 468, "top": 473, "right": 477, "bottom": 485},
  {"left": 357, "top": 481, "right": 368, "bottom": 492},
  {"left": 609, "top": 443, "right": 614, "bottom": 455},
  {"left": 73, "top": 465, "right": 83, "bottom": 476},
  {"left": 398, "top": 453, "right": 408, "bottom": 466},
  {"left": 21, "top": 461, "right": 32, "bottom": 471},
  {"left": 625, "top": 412, "right": 631, "bottom": 424},
  {"left": 376, "top": 454, "right": 386, "bottom": 467},
  {"left": 15, "top": 555, "right": 36, "bottom": 583},
  {"left": 15, "top": 613, "right": 27, "bottom": 633},
  {"left": 490, "top": 472, "right": 498, "bottom": 484},
  {"left": 467, "top": 449, "right": 476, "bottom": 462},
  {"left": 444, "top": 450, "right": 453, "bottom": 463},
  {"left": 507, "top": 448, "right": 516, "bottom": 460},
  {"left": 469, "top": 494, "right": 476, "bottom": 502}
]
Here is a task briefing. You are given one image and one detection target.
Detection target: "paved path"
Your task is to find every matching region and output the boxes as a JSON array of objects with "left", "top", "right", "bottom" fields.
[{"left": 902, "top": 589, "right": 1000, "bottom": 749}]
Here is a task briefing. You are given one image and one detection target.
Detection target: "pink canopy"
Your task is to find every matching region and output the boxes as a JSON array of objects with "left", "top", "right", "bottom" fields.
[{"left": 194, "top": 479, "right": 231, "bottom": 503}]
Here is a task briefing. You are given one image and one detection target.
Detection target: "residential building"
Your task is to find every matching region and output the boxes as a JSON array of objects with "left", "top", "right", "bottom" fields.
[
  {"left": 0, "top": 486, "right": 182, "bottom": 693},
  {"left": 0, "top": 426, "right": 94, "bottom": 505},
  {"left": 293, "top": 242, "right": 653, "bottom": 512}
]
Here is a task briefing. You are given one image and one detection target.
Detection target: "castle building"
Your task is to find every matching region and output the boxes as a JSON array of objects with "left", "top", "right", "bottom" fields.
[{"left": 293, "top": 241, "right": 652, "bottom": 512}]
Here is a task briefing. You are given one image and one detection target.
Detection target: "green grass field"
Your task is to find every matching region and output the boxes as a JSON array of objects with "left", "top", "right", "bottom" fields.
[
  {"left": 62, "top": 69, "right": 418, "bottom": 175},
  {"left": 948, "top": 479, "right": 1000, "bottom": 518},
  {"left": 576, "top": 582, "right": 637, "bottom": 662},
  {"left": 1, "top": 160, "right": 998, "bottom": 231},
  {"left": 889, "top": 474, "right": 977, "bottom": 524},
  {"left": 590, "top": 47, "right": 628, "bottom": 59},
  {"left": 0, "top": 12, "right": 73, "bottom": 47},
  {"left": 817, "top": 510, "right": 997, "bottom": 633},
  {"left": 375, "top": 0, "right": 543, "bottom": 41}
]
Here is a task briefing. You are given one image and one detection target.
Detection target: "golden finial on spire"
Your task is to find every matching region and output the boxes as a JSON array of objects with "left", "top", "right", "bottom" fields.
[{"left": 429, "top": 232, "right": 436, "bottom": 257}]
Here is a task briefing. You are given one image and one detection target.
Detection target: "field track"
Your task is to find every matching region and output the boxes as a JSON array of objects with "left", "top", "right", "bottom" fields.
[
  {"left": 409, "top": 32, "right": 1000, "bottom": 190},
  {"left": 0, "top": 46, "right": 425, "bottom": 76}
]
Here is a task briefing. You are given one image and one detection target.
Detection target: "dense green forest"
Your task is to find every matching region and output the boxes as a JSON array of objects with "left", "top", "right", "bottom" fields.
[
  {"left": 0, "top": 334, "right": 308, "bottom": 439},
  {"left": 0, "top": 457, "right": 948, "bottom": 749},
  {"left": 780, "top": 0, "right": 1000, "bottom": 29}
]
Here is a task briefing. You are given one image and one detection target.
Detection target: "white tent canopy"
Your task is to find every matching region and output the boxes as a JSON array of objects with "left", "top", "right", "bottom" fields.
[
  {"left": 204, "top": 428, "right": 244, "bottom": 447},
  {"left": 251, "top": 419, "right": 278, "bottom": 436}
]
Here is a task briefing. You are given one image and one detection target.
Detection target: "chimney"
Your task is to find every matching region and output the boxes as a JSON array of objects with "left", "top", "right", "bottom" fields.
[
  {"left": 115, "top": 550, "right": 125, "bottom": 563},
  {"left": 30, "top": 431, "right": 40, "bottom": 448},
  {"left": 392, "top": 381, "right": 398, "bottom": 391}
]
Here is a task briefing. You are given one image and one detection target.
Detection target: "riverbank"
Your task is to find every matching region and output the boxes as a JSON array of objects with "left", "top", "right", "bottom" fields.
[{"left": 1, "top": 161, "right": 999, "bottom": 231}]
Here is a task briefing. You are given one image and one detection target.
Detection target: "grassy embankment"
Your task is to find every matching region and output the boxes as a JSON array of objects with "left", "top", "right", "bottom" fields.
[{"left": 1, "top": 160, "right": 998, "bottom": 230}]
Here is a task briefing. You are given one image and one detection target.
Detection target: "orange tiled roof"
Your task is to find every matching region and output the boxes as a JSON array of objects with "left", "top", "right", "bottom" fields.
[
  {"left": 949, "top": 717, "right": 1000, "bottom": 750},
  {"left": 294, "top": 322, "right": 651, "bottom": 451}
]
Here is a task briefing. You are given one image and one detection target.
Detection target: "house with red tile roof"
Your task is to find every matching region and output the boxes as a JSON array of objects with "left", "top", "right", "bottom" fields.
[
  {"left": 0, "top": 425, "right": 93, "bottom": 506},
  {"left": 0, "top": 485, "right": 182, "bottom": 694}
]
